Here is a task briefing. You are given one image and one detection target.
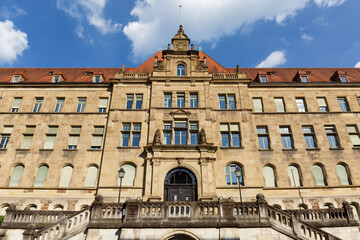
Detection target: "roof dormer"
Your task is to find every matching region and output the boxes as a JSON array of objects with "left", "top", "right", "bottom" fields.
[
  {"left": 93, "top": 74, "right": 104, "bottom": 83},
  {"left": 293, "top": 71, "right": 311, "bottom": 83},
  {"left": 11, "top": 73, "right": 28, "bottom": 83},
  {"left": 256, "top": 71, "right": 268, "bottom": 83},
  {"left": 52, "top": 74, "right": 66, "bottom": 83},
  {"left": 331, "top": 70, "right": 349, "bottom": 82}
]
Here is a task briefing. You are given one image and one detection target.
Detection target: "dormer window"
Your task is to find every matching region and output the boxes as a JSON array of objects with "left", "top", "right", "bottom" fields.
[
  {"left": 93, "top": 75, "right": 103, "bottom": 83},
  {"left": 260, "top": 76, "right": 267, "bottom": 83},
  {"left": 53, "top": 75, "right": 60, "bottom": 83},
  {"left": 340, "top": 76, "right": 348, "bottom": 83},
  {"left": 12, "top": 75, "right": 21, "bottom": 83},
  {"left": 300, "top": 76, "right": 308, "bottom": 83},
  {"left": 177, "top": 64, "right": 185, "bottom": 76}
]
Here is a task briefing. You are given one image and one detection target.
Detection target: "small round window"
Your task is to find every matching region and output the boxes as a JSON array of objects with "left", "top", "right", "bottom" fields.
[{"left": 177, "top": 64, "right": 185, "bottom": 76}]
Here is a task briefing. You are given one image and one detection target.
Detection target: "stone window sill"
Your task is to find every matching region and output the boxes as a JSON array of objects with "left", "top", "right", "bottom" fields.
[
  {"left": 282, "top": 148, "right": 297, "bottom": 151},
  {"left": 352, "top": 147, "right": 360, "bottom": 150},
  {"left": 329, "top": 147, "right": 344, "bottom": 150},
  {"left": 306, "top": 148, "right": 321, "bottom": 151},
  {"left": 258, "top": 149, "right": 273, "bottom": 151},
  {"left": 220, "top": 147, "right": 244, "bottom": 149},
  {"left": 39, "top": 149, "right": 54, "bottom": 151},
  {"left": 0, "top": 148, "right": 7, "bottom": 151},
  {"left": 117, "top": 146, "right": 141, "bottom": 149},
  {"left": 63, "top": 149, "right": 78, "bottom": 151},
  {"left": 16, "top": 149, "right": 30, "bottom": 151},
  {"left": 87, "top": 149, "right": 102, "bottom": 152}
]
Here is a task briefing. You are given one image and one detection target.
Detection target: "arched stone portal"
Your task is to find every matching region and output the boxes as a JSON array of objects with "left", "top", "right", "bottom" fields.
[{"left": 164, "top": 168, "right": 197, "bottom": 201}]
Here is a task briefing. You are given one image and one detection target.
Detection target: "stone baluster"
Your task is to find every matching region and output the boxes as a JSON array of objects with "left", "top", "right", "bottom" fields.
[
  {"left": 22, "top": 224, "right": 36, "bottom": 240},
  {"left": 256, "top": 194, "right": 268, "bottom": 224},
  {"left": 342, "top": 201, "right": 354, "bottom": 223}
]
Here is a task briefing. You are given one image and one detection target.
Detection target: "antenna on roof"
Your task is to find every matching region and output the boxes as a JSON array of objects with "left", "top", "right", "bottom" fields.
[{"left": 179, "top": 5, "right": 182, "bottom": 26}]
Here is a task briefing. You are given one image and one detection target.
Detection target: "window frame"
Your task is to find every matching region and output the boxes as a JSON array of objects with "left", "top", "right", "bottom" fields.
[
  {"left": 295, "top": 97, "right": 307, "bottom": 112},
  {"left": 252, "top": 98, "right": 263, "bottom": 113},
  {"left": 225, "top": 163, "right": 244, "bottom": 186},
  {"left": 325, "top": 125, "right": 341, "bottom": 149},
  {"left": 121, "top": 123, "right": 141, "bottom": 147},
  {"left": 302, "top": 125, "right": 317, "bottom": 149},
  {"left": 337, "top": 97, "right": 350, "bottom": 112},
  {"left": 279, "top": 126, "right": 294, "bottom": 149},
  {"left": 68, "top": 126, "right": 81, "bottom": 149},
  {"left": 257, "top": 126, "right": 270, "bottom": 150},
  {"left": 218, "top": 94, "right": 236, "bottom": 110},
  {"left": 91, "top": 126, "right": 105, "bottom": 149},
  {"left": 32, "top": 97, "right": 43, "bottom": 113},
  {"left": 54, "top": 97, "right": 65, "bottom": 112},
  {"left": 11, "top": 97, "right": 22, "bottom": 112},
  {"left": 274, "top": 97, "right": 286, "bottom": 112},
  {"left": 76, "top": 97, "right": 87, "bottom": 112},
  {"left": 177, "top": 64, "right": 186, "bottom": 76},
  {"left": 220, "top": 123, "right": 241, "bottom": 147},
  {"left": 346, "top": 125, "right": 360, "bottom": 147}
]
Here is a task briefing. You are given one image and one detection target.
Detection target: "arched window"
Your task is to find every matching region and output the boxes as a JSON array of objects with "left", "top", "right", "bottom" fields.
[
  {"left": 34, "top": 165, "right": 49, "bottom": 187},
  {"left": 287, "top": 165, "right": 301, "bottom": 187},
  {"left": 9, "top": 164, "right": 24, "bottom": 187},
  {"left": 336, "top": 163, "right": 351, "bottom": 185},
  {"left": 350, "top": 204, "right": 360, "bottom": 220},
  {"left": 84, "top": 165, "right": 98, "bottom": 187},
  {"left": 312, "top": 164, "right": 326, "bottom": 186},
  {"left": 177, "top": 64, "right": 185, "bottom": 76},
  {"left": 53, "top": 205, "right": 64, "bottom": 211},
  {"left": 263, "top": 165, "right": 276, "bottom": 187},
  {"left": 119, "top": 164, "right": 136, "bottom": 186},
  {"left": 0, "top": 204, "right": 9, "bottom": 216},
  {"left": 225, "top": 163, "right": 244, "bottom": 186},
  {"left": 26, "top": 204, "right": 37, "bottom": 210},
  {"left": 59, "top": 165, "right": 74, "bottom": 187}
]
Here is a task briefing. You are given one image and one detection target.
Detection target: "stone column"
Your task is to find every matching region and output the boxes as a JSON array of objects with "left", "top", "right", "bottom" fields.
[{"left": 148, "top": 158, "right": 162, "bottom": 201}]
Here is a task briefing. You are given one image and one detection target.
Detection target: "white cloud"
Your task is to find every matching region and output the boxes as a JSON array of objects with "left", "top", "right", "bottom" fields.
[
  {"left": 314, "top": 0, "right": 346, "bottom": 7},
  {"left": 301, "top": 33, "right": 314, "bottom": 42},
  {"left": 0, "top": 20, "right": 28, "bottom": 65},
  {"left": 123, "top": 0, "right": 346, "bottom": 61},
  {"left": 256, "top": 51, "right": 286, "bottom": 68},
  {"left": 56, "top": 0, "right": 121, "bottom": 37},
  {"left": 355, "top": 62, "right": 360, "bottom": 68},
  {"left": 0, "top": 6, "right": 26, "bottom": 19}
]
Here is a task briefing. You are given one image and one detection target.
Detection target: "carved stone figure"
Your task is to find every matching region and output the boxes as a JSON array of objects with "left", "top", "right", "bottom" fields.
[
  {"left": 199, "top": 128, "right": 207, "bottom": 144},
  {"left": 153, "top": 128, "right": 161, "bottom": 145}
]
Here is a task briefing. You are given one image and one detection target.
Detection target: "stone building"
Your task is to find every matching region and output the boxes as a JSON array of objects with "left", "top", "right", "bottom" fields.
[{"left": 0, "top": 26, "right": 360, "bottom": 239}]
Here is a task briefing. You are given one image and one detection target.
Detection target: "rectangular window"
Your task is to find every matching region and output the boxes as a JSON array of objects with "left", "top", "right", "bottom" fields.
[
  {"left": 11, "top": 97, "right": 22, "bottom": 112},
  {"left": 32, "top": 97, "right": 43, "bottom": 112},
  {"left": 296, "top": 97, "right": 307, "bottom": 112},
  {"left": 164, "top": 93, "right": 172, "bottom": 107},
  {"left": 338, "top": 97, "right": 350, "bottom": 112},
  {"left": 121, "top": 123, "right": 141, "bottom": 147},
  {"left": 274, "top": 98, "right": 285, "bottom": 112},
  {"left": 317, "top": 97, "right": 328, "bottom": 112},
  {"left": 76, "top": 98, "right": 86, "bottom": 112},
  {"left": 340, "top": 76, "right": 347, "bottom": 82},
  {"left": 0, "top": 126, "right": 13, "bottom": 149},
  {"left": 325, "top": 125, "right": 341, "bottom": 148},
  {"left": 190, "top": 93, "right": 198, "bottom": 108},
  {"left": 43, "top": 126, "right": 58, "bottom": 149},
  {"left": 20, "top": 126, "right": 36, "bottom": 149},
  {"left": 260, "top": 76, "right": 267, "bottom": 83},
  {"left": 135, "top": 94, "right": 143, "bottom": 109},
  {"left": 190, "top": 122, "right": 198, "bottom": 145},
  {"left": 257, "top": 126, "right": 270, "bottom": 149},
  {"left": 252, "top": 98, "right": 263, "bottom": 113},
  {"left": 220, "top": 123, "right": 241, "bottom": 147},
  {"left": 163, "top": 122, "right": 172, "bottom": 145},
  {"left": 219, "top": 94, "right": 236, "bottom": 109},
  {"left": 91, "top": 126, "right": 104, "bottom": 149},
  {"left": 177, "top": 93, "right": 185, "bottom": 108},
  {"left": 300, "top": 76, "right": 308, "bottom": 83},
  {"left": 98, "top": 98, "right": 108, "bottom": 113},
  {"left": 68, "top": 126, "right": 81, "bottom": 149},
  {"left": 302, "top": 126, "right": 317, "bottom": 149},
  {"left": 54, "top": 98, "right": 65, "bottom": 112},
  {"left": 280, "top": 126, "right": 293, "bottom": 149},
  {"left": 346, "top": 125, "right": 360, "bottom": 147},
  {"left": 126, "top": 95, "right": 133, "bottom": 109},
  {"left": 174, "top": 120, "right": 187, "bottom": 145}
]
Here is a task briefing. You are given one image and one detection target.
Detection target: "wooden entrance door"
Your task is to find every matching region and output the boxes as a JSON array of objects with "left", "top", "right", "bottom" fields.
[{"left": 164, "top": 168, "right": 197, "bottom": 202}]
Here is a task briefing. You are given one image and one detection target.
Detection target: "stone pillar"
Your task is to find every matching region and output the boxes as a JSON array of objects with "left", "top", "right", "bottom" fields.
[
  {"left": 22, "top": 224, "right": 36, "bottom": 240},
  {"left": 124, "top": 199, "right": 141, "bottom": 223},
  {"left": 343, "top": 201, "right": 354, "bottom": 223},
  {"left": 219, "top": 198, "right": 236, "bottom": 223},
  {"left": 256, "top": 193, "right": 268, "bottom": 223},
  {"left": 148, "top": 158, "right": 162, "bottom": 201},
  {"left": 90, "top": 195, "right": 104, "bottom": 219}
]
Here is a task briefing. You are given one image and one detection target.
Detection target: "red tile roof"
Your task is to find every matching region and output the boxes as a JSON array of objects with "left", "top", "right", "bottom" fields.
[{"left": 0, "top": 52, "right": 359, "bottom": 83}]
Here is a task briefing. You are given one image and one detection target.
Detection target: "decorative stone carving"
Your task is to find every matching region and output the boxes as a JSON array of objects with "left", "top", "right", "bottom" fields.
[
  {"left": 153, "top": 129, "right": 161, "bottom": 145},
  {"left": 199, "top": 128, "right": 207, "bottom": 144}
]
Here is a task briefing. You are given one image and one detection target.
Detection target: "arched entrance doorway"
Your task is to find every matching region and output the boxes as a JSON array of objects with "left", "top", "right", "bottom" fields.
[{"left": 164, "top": 168, "right": 197, "bottom": 201}]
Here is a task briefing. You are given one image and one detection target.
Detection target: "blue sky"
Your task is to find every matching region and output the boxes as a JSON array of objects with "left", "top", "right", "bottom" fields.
[{"left": 0, "top": 0, "right": 359, "bottom": 69}]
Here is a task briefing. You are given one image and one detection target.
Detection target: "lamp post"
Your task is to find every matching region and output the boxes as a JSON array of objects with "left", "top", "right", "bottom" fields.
[
  {"left": 118, "top": 168, "right": 125, "bottom": 203},
  {"left": 235, "top": 167, "right": 243, "bottom": 203}
]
